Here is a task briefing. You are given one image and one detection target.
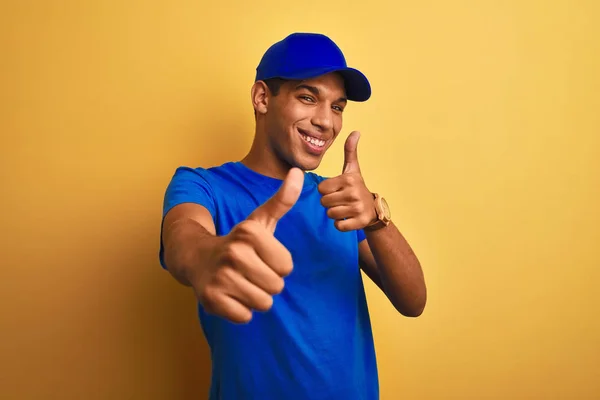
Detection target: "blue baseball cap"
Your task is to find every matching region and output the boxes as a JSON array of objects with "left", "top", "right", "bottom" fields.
[{"left": 255, "top": 32, "right": 371, "bottom": 102}]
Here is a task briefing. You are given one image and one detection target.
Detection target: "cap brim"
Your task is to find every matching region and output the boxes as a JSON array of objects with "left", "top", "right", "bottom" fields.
[
  {"left": 336, "top": 68, "right": 371, "bottom": 102},
  {"left": 265, "top": 66, "right": 371, "bottom": 102}
]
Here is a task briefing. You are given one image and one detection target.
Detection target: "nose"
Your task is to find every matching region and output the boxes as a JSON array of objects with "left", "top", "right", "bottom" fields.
[{"left": 310, "top": 103, "right": 333, "bottom": 132}]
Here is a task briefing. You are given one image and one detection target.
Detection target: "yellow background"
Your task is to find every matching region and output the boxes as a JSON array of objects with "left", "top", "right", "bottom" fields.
[{"left": 2, "top": 1, "right": 599, "bottom": 399}]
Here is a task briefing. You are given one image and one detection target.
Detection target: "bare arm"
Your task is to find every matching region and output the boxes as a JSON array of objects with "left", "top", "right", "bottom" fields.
[
  {"left": 161, "top": 202, "right": 222, "bottom": 287},
  {"left": 357, "top": 241, "right": 385, "bottom": 293},
  {"left": 358, "top": 223, "right": 427, "bottom": 317},
  {"left": 160, "top": 168, "right": 304, "bottom": 324}
]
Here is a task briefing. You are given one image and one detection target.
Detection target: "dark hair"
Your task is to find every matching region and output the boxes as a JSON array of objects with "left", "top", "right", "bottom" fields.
[
  {"left": 253, "top": 77, "right": 290, "bottom": 116},
  {"left": 264, "top": 77, "right": 289, "bottom": 96}
]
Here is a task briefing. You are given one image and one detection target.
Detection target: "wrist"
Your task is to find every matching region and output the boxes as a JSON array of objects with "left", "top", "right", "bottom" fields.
[
  {"left": 177, "top": 232, "right": 223, "bottom": 287},
  {"left": 364, "top": 192, "right": 391, "bottom": 232}
]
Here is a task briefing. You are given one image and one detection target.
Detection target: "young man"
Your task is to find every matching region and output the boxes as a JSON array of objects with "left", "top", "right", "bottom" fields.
[{"left": 159, "top": 32, "right": 426, "bottom": 400}]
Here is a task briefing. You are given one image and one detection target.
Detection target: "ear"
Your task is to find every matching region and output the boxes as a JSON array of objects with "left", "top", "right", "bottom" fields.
[{"left": 251, "top": 81, "right": 269, "bottom": 115}]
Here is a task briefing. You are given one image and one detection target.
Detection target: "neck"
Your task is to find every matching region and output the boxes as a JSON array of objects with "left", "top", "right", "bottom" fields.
[{"left": 240, "top": 131, "right": 292, "bottom": 181}]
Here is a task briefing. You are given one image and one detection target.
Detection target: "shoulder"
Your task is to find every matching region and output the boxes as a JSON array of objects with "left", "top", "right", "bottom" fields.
[
  {"left": 168, "top": 162, "right": 236, "bottom": 185},
  {"left": 304, "top": 171, "right": 328, "bottom": 186},
  {"left": 164, "top": 163, "right": 240, "bottom": 204},
  {"left": 162, "top": 163, "right": 239, "bottom": 216},
  {"left": 169, "top": 165, "right": 210, "bottom": 180}
]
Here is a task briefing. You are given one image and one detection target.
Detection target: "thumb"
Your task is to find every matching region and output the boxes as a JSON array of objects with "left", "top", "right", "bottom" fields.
[
  {"left": 247, "top": 167, "right": 304, "bottom": 232},
  {"left": 342, "top": 131, "right": 361, "bottom": 174}
]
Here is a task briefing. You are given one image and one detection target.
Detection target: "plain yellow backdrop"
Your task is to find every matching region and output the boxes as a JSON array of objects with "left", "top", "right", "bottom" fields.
[{"left": 2, "top": 1, "right": 599, "bottom": 399}]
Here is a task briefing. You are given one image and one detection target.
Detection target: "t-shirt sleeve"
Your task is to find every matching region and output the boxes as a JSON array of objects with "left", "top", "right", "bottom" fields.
[
  {"left": 357, "top": 228, "right": 366, "bottom": 243},
  {"left": 158, "top": 166, "right": 217, "bottom": 270}
]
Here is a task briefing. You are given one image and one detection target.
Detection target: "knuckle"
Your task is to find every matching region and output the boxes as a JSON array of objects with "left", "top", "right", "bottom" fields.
[
  {"left": 237, "top": 219, "right": 252, "bottom": 231},
  {"left": 199, "top": 287, "right": 217, "bottom": 310},
  {"left": 235, "top": 220, "right": 258, "bottom": 237},
  {"left": 355, "top": 202, "right": 365, "bottom": 214},
  {"left": 225, "top": 242, "right": 244, "bottom": 264},
  {"left": 215, "top": 266, "right": 234, "bottom": 284},
  {"left": 244, "top": 220, "right": 267, "bottom": 241},
  {"left": 229, "top": 224, "right": 244, "bottom": 239}
]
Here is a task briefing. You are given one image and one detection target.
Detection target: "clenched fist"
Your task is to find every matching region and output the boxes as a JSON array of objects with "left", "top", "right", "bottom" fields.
[
  {"left": 318, "top": 131, "right": 378, "bottom": 231},
  {"left": 192, "top": 167, "right": 304, "bottom": 324}
]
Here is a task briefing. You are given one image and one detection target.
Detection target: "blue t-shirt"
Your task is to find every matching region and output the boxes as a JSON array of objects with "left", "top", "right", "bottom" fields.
[{"left": 159, "top": 161, "right": 379, "bottom": 400}]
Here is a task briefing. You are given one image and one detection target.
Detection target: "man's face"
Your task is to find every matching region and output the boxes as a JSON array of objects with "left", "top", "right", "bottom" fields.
[{"left": 263, "top": 73, "right": 347, "bottom": 171}]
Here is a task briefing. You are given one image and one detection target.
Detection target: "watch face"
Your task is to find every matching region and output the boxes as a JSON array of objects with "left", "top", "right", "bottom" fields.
[{"left": 381, "top": 197, "right": 391, "bottom": 219}]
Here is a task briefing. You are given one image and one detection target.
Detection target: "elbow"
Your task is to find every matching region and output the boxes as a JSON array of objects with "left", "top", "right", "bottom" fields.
[
  {"left": 394, "top": 292, "right": 427, "bottom": 318},
  {"left": 400, "top": 303, "right": 425, "bottom": 318}
]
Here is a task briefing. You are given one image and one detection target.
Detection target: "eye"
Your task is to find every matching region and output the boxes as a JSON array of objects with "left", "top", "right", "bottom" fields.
[
  {"left": 332, "top": 105, "right": 344, "bottom": 112},
  {"left": 299, "top": 95, "right": 315, "bottom": 103}
]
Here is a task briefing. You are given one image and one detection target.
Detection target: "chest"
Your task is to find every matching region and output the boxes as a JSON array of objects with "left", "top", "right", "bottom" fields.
[{"left": 214, "top": 187, "right": 361, "bottom": 279}]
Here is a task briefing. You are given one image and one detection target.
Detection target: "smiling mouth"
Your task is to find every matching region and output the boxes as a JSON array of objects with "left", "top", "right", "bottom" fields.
[{"left": 298, "top": 129, "right": 326, "bottom": 148}]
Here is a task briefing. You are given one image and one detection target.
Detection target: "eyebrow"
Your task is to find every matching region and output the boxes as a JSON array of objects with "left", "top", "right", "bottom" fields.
[{"left": 295, "top": 84, "right": 347, "bottom": 103}]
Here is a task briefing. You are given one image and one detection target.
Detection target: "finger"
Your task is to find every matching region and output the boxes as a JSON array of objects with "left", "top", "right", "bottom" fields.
[
  {"left": 224, "top": 270, "right": 274, "bottom": 312},
  {"left": 250, "top": 228, "right": 294, "bottom": 277},
  {"left": 317, "top": 175, "right": 345, "bottom": 196},
  {"left": 320, "top": 190, "right": 353, "bottom": 208},
  {"left": 342, "top": 131, "right": 361, "bottom": 175},
  {"left": 334, "top": 218, "right": 362, "bottom": 232},
  {"left": 326, "top": 205, "right": 356, "bottom": 220},
  {"left": 207, "top": 293, "right": 253, "bottom": 324},
  {"left": 248, "top": 167, "right": 304, "bottom": 232},
  {"left": 234, "top": 243, "right": 285, "bottom": 295}
]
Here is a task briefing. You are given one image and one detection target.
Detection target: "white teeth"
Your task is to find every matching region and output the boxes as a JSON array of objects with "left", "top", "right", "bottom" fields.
[{"left": 301, "top": 133, "right": 325, "bottom": 147}]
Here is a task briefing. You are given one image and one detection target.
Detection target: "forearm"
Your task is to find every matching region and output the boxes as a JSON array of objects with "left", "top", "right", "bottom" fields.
[
  {"left": 162, "top": 218, "right": 222, "bottom": 287},
  {"left": 365, "top": 222, "right": 426, "bottom": 317}
]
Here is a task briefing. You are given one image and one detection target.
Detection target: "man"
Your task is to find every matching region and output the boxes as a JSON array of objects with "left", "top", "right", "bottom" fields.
[{"left": 159, "top": 32, "right": 426, "bottom": 400}]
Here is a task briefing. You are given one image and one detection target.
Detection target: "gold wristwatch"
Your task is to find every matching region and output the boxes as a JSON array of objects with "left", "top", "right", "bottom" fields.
[{"left": 364, "top": 193, "right": 391, "bottom": 231}]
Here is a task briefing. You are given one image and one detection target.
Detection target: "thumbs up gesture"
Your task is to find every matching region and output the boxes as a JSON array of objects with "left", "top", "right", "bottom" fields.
[
  {"left": 317, "top": 131, "right": 377, "bottom": 232},
  {"left": 194, "top": 168, "right": 304, "bottom": 324}
]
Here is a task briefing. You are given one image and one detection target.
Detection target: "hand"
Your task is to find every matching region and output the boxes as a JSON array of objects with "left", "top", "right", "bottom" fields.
[
  {"left": 318, "top": 131, "right": 377, "bottom": 232},
  {"left": 192, "top": 168, "right": 304, "bottom": 324}
]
